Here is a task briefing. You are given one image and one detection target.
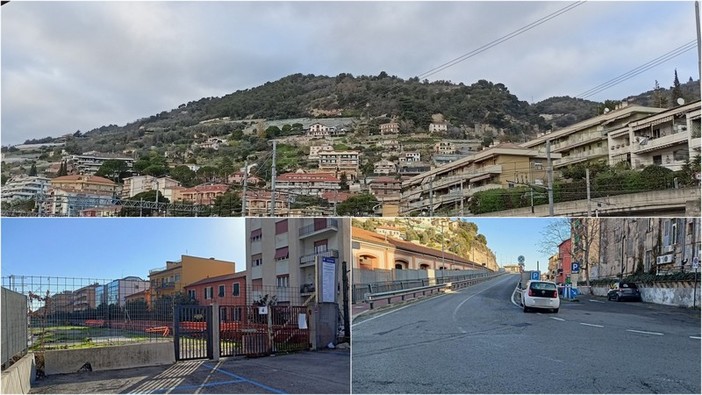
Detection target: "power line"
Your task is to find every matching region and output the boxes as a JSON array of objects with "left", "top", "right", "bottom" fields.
[
  {"left": 416, "top": 1, "right": 587, "bottom": 80},
  {"left": 576, "top": 40, "right": 698, "bottom": 99}
]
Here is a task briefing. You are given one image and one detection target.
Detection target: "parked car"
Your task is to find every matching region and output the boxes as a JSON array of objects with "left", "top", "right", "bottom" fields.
[
  {"left": 607, "top": 282, "right": 642, "bottom": 302},
  {"left": 522, "top": 280, "right": 560, "bottom": 313}
]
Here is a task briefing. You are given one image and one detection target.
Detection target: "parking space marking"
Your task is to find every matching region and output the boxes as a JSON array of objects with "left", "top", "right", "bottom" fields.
[
  {"left": 626, "top": 329, "right": 663, "bottom": 336},
  {"left": 690, "top": 336, "right": 701, "bottom": 340},
  {"left": 580, "top": 323, "right": 604, "bottom": 328},
  {"left": 588, "top": 299, "right": 605, "bottom": 304},
  {"left": 151, "top": 379, "right": 245, "bottom": 393},
  {"left": 203, "top": 364, "right": 287, "bottom": 394},
  {"left": 550, "top": 317, "right": 565, "bottom": 321}
]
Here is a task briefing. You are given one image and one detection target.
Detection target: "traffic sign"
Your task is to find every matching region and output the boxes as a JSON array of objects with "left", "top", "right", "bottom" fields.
[
  {"left": 572, "top": 262, "right": 580, "bottom": 273},
  {"left": 530, "top": 271, "right": 540, "bottom": 280},
  {"left": 693, "top": 256, "right": 700, "bottom": 270}
]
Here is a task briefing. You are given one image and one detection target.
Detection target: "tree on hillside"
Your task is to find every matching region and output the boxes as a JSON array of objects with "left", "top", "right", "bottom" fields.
[
  {"left": 652, "top": 80, "right": 668, "bottom": 108},
  {"left": 95, "top": 159, "right": 130, "bottom": 182},
  {"left": 538, "top": 218, "right": 598, "bottom": 289},
  {"left": 671, "top": 69, "right": 683, "bottom": 105},
  {"left": 120, "top": 190, "right": 170, "bottom": 217},
  {"left": 170, "top": 165, "right": 197, "bottom": 187},
  {"left": 336, "top": 193, "right": 378, "bottom": 216},
  {"left": 28, "top": 163, "right": 37, "bottom": 176}
]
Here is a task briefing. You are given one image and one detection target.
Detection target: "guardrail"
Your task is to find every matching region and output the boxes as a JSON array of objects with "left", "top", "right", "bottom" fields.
[{"left": 363, "top": 273, "right": 503, "bottom": 309}]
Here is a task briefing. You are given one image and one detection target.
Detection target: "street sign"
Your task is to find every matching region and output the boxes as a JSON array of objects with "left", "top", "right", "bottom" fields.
[
  {"left": 572, "top": 262, "right": 580, "bottom": 273},
  {"left": 322, "top": 256, "right": 336, "bottom": 265},
  {"left": 693, "top": 256, "right": 700, "bottom": 270},
  {"left": 530, "top": 271, "right": 540, "bottom": 280}
]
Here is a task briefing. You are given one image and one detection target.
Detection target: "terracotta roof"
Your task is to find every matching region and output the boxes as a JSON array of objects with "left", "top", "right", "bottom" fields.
[
  {"left": 277, "top": 172, "right": 339, "bottom": 182},
  {"left": 320, "top": 191, "right": 352, "bottom": 203},
  {"left": 185, "top": 272, "right": 246, "bottom": 287},
  {"left": 371, "top": 176, "right": 402, "bottom": 184},
  {"left": 181, "top": 184, "right": 229, "bottom": 193}
]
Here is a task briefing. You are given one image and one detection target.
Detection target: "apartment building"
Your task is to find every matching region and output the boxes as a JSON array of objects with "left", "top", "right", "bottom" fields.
[
  {"left": 429, "top": 122, "right": 448, "bottom": 133},
  {"left": 73, "top": 283, "right": 99, "bottom": 312},
  {"left": 401, "top": 143, "right": 559, "bottom": 216},
  {"left": 556, "top": 239, "right": 573, "bottom": 285},
  {"left": 1, "top": 175, "right": 51, "bottom": 202},
  {"left": 276, "top": 171, "right": 341, "bottom": 198},
  {"left": 69, "top": 153, "right": 135, "bottom": 175},
  {"left": 398, "top": 152, "right": 421, "bottom": 163},
  {"left": 121, "top": 175, "right": 181, "bottom": 199},
  {"left": 46, "top": 175, "right": 120, "bottom": 216},
  {"left": 521, "top": 102, "right": 664, "bottom": 170},
  {"left": 148, "top": 255, "right": 237, "bottom": 300},
  {"left": 373, "top": 159, "right": 397, "bottom": 175},
  {"left": 173, "top": 183, "right": 229, "bottom": 205},
  {"left": 434, "top": 141, "right": 456, "bottom": 155},
  {"left": 106, "top": 276, "right": 150, "bottom": 307},
  {"left": 607, "top": 100, "right": 701, "bottom": 171},
  {"left": 244, "top": 190, "right": 290, "bottom": 217},
  {"left": 183, "top": 272, "right": 247, "bottom": 306},
  {"left": 379, "top": 122, "right": 400, "bottom": 135},
  {"left": 594, "top": 218, "right": 700, "bottom": 280},
  {"left": 245, "top": 218, "right": 351, "bottom": 306},
  {"left": 308, "top": 145, "right": 334, "bottom": 161},
  {"left": 318, "top": 150, "right": 360, "bottom": 179}
]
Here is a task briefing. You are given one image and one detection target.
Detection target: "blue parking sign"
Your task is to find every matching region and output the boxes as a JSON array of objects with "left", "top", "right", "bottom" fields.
[
  {"left": 572, "top": 262, "right": 580, "bottom": 273},
  {"left": 530, "top": 271, "right": 540, "bottom": 280}
]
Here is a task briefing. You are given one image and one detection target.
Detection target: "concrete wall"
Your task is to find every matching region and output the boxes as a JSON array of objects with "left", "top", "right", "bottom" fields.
[
  {"left": 0, "top": 353, "right": 35, "bottom": 394},
  {"left": 43, "top": 341, "right": 174, "bottom": 375},
  {"left": 589, "top": 282, "right": 701, "bottom": 308},
  {"left": 477, "top": 187, "right": 700, "bottom": 217},
  {"left": 2, "top": 287, "right": 28, "bottom": 368}
]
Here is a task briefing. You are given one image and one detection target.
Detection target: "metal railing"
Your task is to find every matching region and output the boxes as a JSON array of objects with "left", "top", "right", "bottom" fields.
[{"left": 298, "top": 218, "right": 339, "bottom": 237}]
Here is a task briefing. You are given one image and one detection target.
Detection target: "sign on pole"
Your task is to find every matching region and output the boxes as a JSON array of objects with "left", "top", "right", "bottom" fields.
[
  {"left": 321, "top": 257, "right": 337, "bottom": 303},
  {"left": 530, "top": 271, "right": 540, "bottom": 280},
  {"left": 572, "top": 262, "right": 580, "bottom": 273}
]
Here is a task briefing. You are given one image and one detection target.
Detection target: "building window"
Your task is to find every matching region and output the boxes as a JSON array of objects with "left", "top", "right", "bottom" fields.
[
  {"left": 275, "top": 247, "right": 289, "bottom": 261},
  {"left": 187, "top": 290, "right": 196, "bottom": 301},
  {"left": 277, "top": 275, "right": 290, "bottom": 288},
  {"left": 671, "top": 220, "right": 678, "bottom": 245},
  {"left": 314, "top": 239, "right": 328, "bottom": 253},
  {"left": 250, "top": 229, "right": 262, "bottom": 242},
  {"left": 219, "top": 307, "right": 227, "bottom": 322},
  {"left": 204, "top": 287, "right": 213, "bottom": 300},
  {"left": 233, "top": 307, "right": 242, "bottom": 322},
  {"left": 218, "top": 285, "right": 225, "bottom": 297},
  {"left": 232, "top": 283, "right": 240, "bottom": 296},
  {"left": 275, "top": 220, "right": 288, "bottom": 235},
  {"left": 252, "top": 254, "right": 263, "bottom": 266}
]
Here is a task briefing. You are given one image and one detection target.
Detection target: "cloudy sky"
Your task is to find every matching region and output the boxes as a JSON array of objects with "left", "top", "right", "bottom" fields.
[{"left": 2, "top": 1, "right": 699, "bottom": 145}]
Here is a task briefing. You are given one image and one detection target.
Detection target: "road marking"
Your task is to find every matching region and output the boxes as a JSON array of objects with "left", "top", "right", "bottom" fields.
[
  {"left": 458, "top": 326, "right": 467, "bottom": 334},
  {"left": 203, "top": 364, "right": 287, "bottom": 394},
  {"left": 588, "top": 299, "right": 605, "bottom": 304},
  {"left": 580, "top": 323, "right": 604, "bottom": 328},
  {"left": 626, "top": 329, "right": 664, "bottom": 336},
  {"left": 352, "top": 294, "right": 441, "bottom": 327},
  {"left": 690, "top": 336, "right": 701, "bottom": 340},
  {"left": 550, "top": 317, "right": 565, "bottom": 321},
  {"left": 452, "top": 275, "right": 514, "bottom": 322}
]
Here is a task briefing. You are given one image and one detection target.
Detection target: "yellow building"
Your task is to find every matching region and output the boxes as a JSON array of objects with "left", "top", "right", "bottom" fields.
[{"left": 148, "top": 255, "right": 237, "bottom": 300}]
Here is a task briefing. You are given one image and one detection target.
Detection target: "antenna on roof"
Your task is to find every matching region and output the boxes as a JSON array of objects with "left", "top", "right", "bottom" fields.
[{"left": 676, "top": 98, "right": 685, "bottom": 106}]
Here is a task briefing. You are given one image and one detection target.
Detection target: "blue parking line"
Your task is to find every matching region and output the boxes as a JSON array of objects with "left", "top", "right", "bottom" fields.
[
  {"left": 149, "top": 379, "right": 244, "bottom": 393},
  {"left": 203, "top": 364, "right": 288, "bottom": 394}
]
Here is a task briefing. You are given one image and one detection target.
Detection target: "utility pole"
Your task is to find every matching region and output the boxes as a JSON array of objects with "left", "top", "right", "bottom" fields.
[
  {"left": 154, "top": 178, "right": 159, "bottom": 217},
  {"left": 270, "top": 141, "right": 277, "bottom": 217},
  {"left": 586, "top": 168, "right": 591, "bottom": 217},
  {"left": 428, "top": 177, "right": 434, "bottom": 217},
  {"left": 546, "top": 139, "right": 554, "bottom": 216},
  {"left": 696, "top": 1, "right": 701, "bottom": 80},
  {"left": 242, "top": 159, "right": 248, "bottom": 217}
]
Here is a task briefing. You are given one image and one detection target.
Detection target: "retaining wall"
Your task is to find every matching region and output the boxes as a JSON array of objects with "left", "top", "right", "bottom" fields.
[
  {"left": 0, "top": 353, "right": 35, "bottom": 394},
  {"left": 588, "top": 281, "right": 701, "bottom": 308},
  {"left": 43, "top": 341, "right": 174, "bottom": 375}
]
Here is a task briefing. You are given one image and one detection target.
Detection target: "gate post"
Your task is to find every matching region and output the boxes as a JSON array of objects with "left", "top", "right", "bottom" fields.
[
  {"left": 173, "top": 305, "right": 180, "bottom": 361},
  {"left": 267, "top": 306, "right": 274, "bottom": 354},
  {"left": 211, "top": 303, "right": 220, "bottom": 361}
]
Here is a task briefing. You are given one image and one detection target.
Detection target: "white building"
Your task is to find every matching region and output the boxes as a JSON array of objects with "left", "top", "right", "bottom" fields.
[
  {"left": 1, "top": 175, "right": 51, "bottom": 202},
  {"left": 121, "top": 175, "right": 182, "bottom": 199}
]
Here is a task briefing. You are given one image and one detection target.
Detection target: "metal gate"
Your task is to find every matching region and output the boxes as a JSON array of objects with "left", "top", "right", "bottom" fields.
[
  {"left": 218, "top": 305, "right": 310, "bottom": 357},
  {"left": 174, "top": 305, "right": 213, "bottom": 361}
]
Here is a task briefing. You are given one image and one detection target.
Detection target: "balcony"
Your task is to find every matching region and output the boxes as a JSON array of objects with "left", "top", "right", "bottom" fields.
[
  {"left": 300, "top": 249, "right": 339, "bottom": 267},
  {"left": 299, "top": 218, "right": 339, "bottom": 238},
  {"left": 633, "top": 132, "right": 689, "bottom": 154},
  {"left": 158, "top": 282, "right": 175, "bottom": 289}
]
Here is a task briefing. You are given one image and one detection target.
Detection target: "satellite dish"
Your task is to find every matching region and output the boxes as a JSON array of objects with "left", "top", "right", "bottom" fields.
[
  {"left": 603, "top": 108, "right": 610, "bottom": 114},
  {"left": 676, "top": 98, "right": 685, "bottom": 106}
]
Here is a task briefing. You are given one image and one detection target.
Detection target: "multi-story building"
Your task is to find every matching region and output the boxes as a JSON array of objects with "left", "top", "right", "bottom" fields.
[
  {"left": 398, "top": 162, "right": 431, "bottom": 177},
  {"left": 521, "top": 102, "right": 664, "bottom": 170},
  {"left": 373, "top": 159, "right": 397, "bottom": 175},
  {"left": 398, "top": 152, "right": 421, "bottom": 163},
  {"left": 148, "top": 255, "right": 237, "bottom": 300},
  {"left": 429, "top": 122, "right": 448, "bottom": 133},
  {"left": 48, "top": 291, "right": 74, "bottom": 315},
  {"left": 183, "top": 272, "right": 247, "bottom": 307},
  {"left": 369, "top": 176, "right": 403, "bottom": 199},
  {"left": 374, "top": 226, "right": 403, "bottom": 239},
  {"left": 244, "top": 190, "right": 290, "bottom": 217},
  {"left": 69, "top": 153, "right": 135, "bottom": 175},
  {"left": 546, "top": 254, "right": 559, "bottom": 281},
  {"left": 245, "top": 218, "right": 351, "bottom": 306},
  {"left": 308, "top": 145, "right": 334, "bottom": 161},
  {"left": 401, "top": 143, "right": 559, "bottom": 216},
  {"left": 379, "top": 122, "right": 400, "bottom": 135},
  {"left": 306, "top": 123, "right": 333, "bottom": 139},
  {"left": 434, "top": 141, "right": 456, "bottom": 155},
  {"left": 318, "top": 150, "right": 360, "bottom": 179},
  {"left": 106, "top": 276, "right": 150, "bottom": 307},
  {"left": 556, "top": 239, "right": 573, "bottom": 285},
  {"left": 607, "top": 100, "right": 701, "bottom": 171},
  {"left": 595, "top": 218, "right": 700, "bottom": 280},
  {"left": 121, "top": 175, "right": 181, "bottom": 199},
  {"left": 276, "top": 172, "right": 341, "bottom": 198},
  {"left": 173, "top": 183, "right": 229, "bottom": 205},
  {"left": 124, "top": 289, "right": 152, "bottom": 308},
  {"left": 73, "top": 284, "right": 99, "bottom": 312},
  {"left": 46, "top": 175, "right": 120, "bottom": 216},
  {"left": 503, "top": 264, "right": 521, "bottom": 274},
  {"left": 1, "top": 175, "right": 51, "bottom": 203}
]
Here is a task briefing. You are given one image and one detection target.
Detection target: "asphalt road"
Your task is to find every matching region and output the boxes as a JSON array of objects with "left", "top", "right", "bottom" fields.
[
  {"left": 29, "top": 349, "right": 350, "bottom": 394},
  {"left": 351, "top": 274, "right": 701, "bottom": 394}
]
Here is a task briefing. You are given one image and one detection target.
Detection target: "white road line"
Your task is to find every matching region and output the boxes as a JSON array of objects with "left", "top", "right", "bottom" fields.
[
  {"left": 690, "top": 336, "right": 701, "bottom": 340},
  {"left": 452, "top": 275, "right": 514, "bottom": 322},
  {"left": 580, "top": 323, "right": 604, "bottom": 328},
  {"left": 588, "top": 299, "right": 605, "bottom": 304},
  {"left": 458, "top": 326, "right": 467, "bottom": 334},
  {"left": 626, "top": 329, "right": 664, "bottom": 336},
  {"left": 352, "top": 295, "right": 440, "bottom": 327},
  {"left": 550, "top": 317, "right": 565, "bottom": 322}
]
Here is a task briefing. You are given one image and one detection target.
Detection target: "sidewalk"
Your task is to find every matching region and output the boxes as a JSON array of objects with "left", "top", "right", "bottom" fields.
[{"left": 29, "top": 349, "right": 350, "bottom": 394}]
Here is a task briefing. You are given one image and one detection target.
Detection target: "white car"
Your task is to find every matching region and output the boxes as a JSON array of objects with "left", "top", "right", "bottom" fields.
[{"left": 522, "top": 280, "right": 560, "bottom": 313}]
